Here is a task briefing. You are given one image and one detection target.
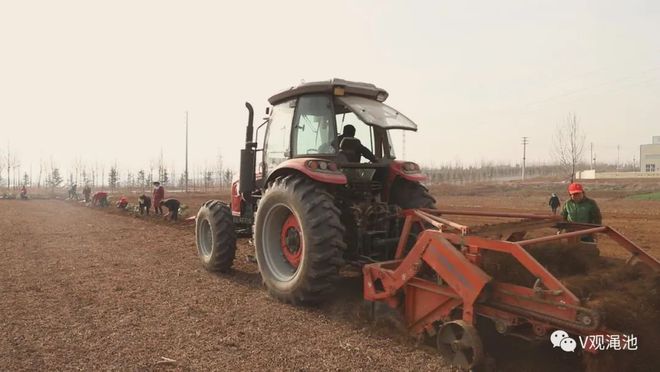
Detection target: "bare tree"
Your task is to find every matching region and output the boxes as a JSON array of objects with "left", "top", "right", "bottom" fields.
[
  {"left": 204, "top": 170, "right": 213, "bottom": 191},
  {"left": 137, "top": 169, "right": 146, "bottom": 192},
  {"left": 553, "top": 113, "right": 586, "bottom": 182},
  {"left": 37, "top": 159, "right": 46, "bottom": 189},
  {"left": 216, "top": 153, "right": 224, "bottom": 187},
  {"left": 0, "top": 149, "right": 4, "bottom": 187},
  {"left": 223, "top": 168, "right": 233, "bottom": 187},
  {"left": 5, "top": 149, "right": 20, "bottom": 190},
  {"left": 46, "top": 167, "right": 63, "bottom": 192},
  {"left": 72, "top": 157, "right": 84, "bottom": 185},
  {"left": 108, "top": 166, "right": 119, "bottom": 190}
]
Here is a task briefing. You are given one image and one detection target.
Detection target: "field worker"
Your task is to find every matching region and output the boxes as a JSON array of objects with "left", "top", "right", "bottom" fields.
[
  {"left": 138, "top": 194, "right": 151, "bottom": 215},
  {"left": 68, "top": 184, "right": 78, "bottom": 200},
  {"left": 20, "top": 185, "right": 28, "bottom": 200},
  {"left": 152, "top": 181, "right": 165, "bottom": 215},
  {"left": 116, "top": 195, "right": 129, "bottom": 209},
  {"left": 548, "top": 193, "right": 561, "bottom": 215},
  {"left": 82, "top": 184, "right": 92, "bottom": 202},
  {"left": 561, "top": 183, "right": 602, "bottom": 242},
  {"left": 160, "top": 198, "right": 181, "bottom": 221},
  {"left": 92, "top": 191, "right": 109, "bottom": 207}
]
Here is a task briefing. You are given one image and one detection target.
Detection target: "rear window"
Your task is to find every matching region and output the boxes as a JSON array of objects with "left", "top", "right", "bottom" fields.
[{"left": 336, "top": 95, "right": 417, "bottom": 131}]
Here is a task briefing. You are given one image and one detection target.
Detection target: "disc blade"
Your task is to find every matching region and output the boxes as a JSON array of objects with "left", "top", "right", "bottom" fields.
[
  {"left": 438, "top": 325, "right": 457, "bottom": 343},
  {"left": 452, "top": 350, "right": 470, "bottom": 368}
]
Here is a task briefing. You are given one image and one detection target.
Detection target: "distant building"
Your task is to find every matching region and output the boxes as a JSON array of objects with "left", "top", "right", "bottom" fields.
[{"left": 640, "top": 136, "right": 660, "bottom": 172}]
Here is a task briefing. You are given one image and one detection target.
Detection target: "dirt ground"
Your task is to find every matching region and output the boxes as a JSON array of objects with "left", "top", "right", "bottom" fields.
[{"left": 2, "top": 180, "right": 659, "bottom": 371}]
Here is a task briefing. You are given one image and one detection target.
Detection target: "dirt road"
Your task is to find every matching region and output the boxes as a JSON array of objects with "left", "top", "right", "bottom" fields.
[{"left": 0, "top": 200, "right": 448, "bottom": 371}]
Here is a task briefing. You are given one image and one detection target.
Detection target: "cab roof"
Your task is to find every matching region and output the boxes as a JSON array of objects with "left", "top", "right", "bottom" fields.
[{"left": 268, "top": 78, "right": 389, "bottom": 105}]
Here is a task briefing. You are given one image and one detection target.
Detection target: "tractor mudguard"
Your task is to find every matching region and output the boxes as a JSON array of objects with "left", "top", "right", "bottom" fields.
[
  {"left": 264, "top": 158, "right": 347, "bottom": 187},
  {"left": 388, "top": 160, "right": 427, "bottom": 183}
]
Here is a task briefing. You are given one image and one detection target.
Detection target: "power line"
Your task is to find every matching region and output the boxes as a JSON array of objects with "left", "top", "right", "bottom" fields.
[{"left": 523, "top": 66, "right": 660, "bottom": 109}]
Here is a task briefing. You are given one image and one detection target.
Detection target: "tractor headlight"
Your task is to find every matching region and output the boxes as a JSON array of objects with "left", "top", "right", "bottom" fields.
[
  {"left": 402, "top": 162, "right": 420, "bottom": 172},
  {"left": 306, "top": 160, "right": 319, "bottom": 170},
  {"left": 305, "top": 160, "right": 339, "bottom": 173}
]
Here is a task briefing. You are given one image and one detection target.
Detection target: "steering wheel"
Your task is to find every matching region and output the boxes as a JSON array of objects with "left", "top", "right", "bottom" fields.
[{"left": 318, "top": 142, "right": 334, "bottom": 153}]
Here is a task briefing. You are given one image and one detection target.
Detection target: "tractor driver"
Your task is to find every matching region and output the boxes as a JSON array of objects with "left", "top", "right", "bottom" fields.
[{"left": 330, "top": 124, "right": 377, "bottom": 163}]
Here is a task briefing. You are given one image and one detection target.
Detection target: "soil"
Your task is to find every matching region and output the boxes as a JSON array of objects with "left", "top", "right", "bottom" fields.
[
  {"left": 2, "top": 181, "right": 660, "bottom": 371},
  {"left": 0, "top": 200, "right": 450, "bottom": 371},
  {"left": 481, "top": 244, "right": 660, "bottom": 372}
]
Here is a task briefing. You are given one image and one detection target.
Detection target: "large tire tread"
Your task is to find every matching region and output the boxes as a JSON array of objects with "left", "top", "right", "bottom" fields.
[
  {"left": 196, "top": 200, "right": 237, "bottom": 273},
  {"left": 256, "top": 174, "right": 346, "bottom": 305}
]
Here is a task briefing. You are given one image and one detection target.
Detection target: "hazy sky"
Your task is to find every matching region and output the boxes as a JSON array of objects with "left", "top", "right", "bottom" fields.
[{"left": 1, "top": 0, "right": 659, "bottom": 180}]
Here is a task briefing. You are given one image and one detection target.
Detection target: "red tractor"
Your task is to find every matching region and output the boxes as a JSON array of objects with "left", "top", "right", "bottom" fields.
[
  {"left": 195, "top": 78, "right": 434, "bottom": 303},
  {"left": 196, "top": 79, "right": 660, "bottom": 369}
]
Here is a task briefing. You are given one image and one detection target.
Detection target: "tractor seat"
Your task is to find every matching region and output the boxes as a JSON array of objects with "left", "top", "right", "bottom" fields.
[{"left": 337, "top": 137, "right": 362, "bottom": 163}]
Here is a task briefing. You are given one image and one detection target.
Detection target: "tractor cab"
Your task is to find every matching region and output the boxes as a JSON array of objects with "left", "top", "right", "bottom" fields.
[
  {"left": 261, "top": 79, "right": 421, "bottom": 199},
  {"left": 232, "top": 79, "right": 430, "bottom": 227}
]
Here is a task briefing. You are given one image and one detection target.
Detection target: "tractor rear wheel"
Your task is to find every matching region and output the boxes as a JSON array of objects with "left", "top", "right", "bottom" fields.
[
  {"left": 389, "top": 178, "right": 435, "bottom": 209},
  {"left": 254, "top": 175, "right": 345, "bottom": 304},
  {"left": 196, "top": 200, "right": 237, "bottom": 272}
]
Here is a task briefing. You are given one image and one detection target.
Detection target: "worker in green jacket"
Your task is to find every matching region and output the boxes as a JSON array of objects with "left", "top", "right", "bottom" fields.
[{"left": 561, "top": 182, "right": 602, "bottom": 242}]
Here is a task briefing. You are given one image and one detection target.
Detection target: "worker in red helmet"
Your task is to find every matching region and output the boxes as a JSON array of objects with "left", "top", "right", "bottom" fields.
[
  {"left": 116, "top": 195, "right": 129, "bottom": 210},
  {"left": 561, "top": 183, "right": 602, "bottom": 242}
]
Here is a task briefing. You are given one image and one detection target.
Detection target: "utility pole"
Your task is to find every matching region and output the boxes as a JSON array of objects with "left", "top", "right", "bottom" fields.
[
  {"left": 593, "top": 153, "right": 596, "bottom": 171},
  {"left": 159, "top": 148, "right": 164, "bottom": 182},
  {"left": 185, "top": 111, "right": 189, "bottom": 193},
  {"left": 616, "top": 145, "right": 620, "bottom": 171},
  {"left": 590, "top": 142, "right": 594, "bottom": 169},
  {"left": 521, "top": 137, "right": 529, "bottom": 181}
]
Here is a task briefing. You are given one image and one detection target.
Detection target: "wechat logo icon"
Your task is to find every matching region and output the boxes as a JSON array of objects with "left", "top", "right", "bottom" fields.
[{"left": 551, "top": 330, "right": 577, "bottom": 352}]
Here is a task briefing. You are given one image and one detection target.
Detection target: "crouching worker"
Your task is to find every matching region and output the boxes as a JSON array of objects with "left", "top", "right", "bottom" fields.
[
  {"left": 160, "top": 198, "right": 181, "bottom": 221},
  {"left": 138, "top": 194, "right": 151, "bottom": 215},
  {"left": 92, "top": 191, "right": 109, "bottom": 207},
  {"left": 116, "top": 195, "right": 129, "bottom": 210},
  {"left": 20, "top": 185, "right": 28, "bottom": 200}
]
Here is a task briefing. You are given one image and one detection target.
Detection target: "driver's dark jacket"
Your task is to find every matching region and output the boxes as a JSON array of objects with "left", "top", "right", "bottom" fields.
[{"left": 331, "top": 135, "right": 377, "bottom": 162}]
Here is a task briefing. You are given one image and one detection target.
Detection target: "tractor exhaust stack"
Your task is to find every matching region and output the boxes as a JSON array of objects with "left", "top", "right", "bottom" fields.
[{"left": 239, "top": 102, "right": 256, "bottom": 198}]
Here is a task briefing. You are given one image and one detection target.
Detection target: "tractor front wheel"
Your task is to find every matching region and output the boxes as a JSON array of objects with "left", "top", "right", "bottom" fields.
[
  {"left": 196, "top": 200, "right": 237, "bottom": 272},
  {"left": 254, "top": 175, "right": 345, "bottom": 304}
]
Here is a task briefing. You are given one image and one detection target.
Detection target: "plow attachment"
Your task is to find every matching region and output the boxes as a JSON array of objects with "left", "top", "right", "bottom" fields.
[{"left": 363, "top": 209, "right": 660, "bottom": 369}]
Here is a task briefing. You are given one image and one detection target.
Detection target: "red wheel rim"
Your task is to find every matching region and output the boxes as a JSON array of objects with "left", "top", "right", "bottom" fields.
[{"left": 280, "top": 213, "right": 303, "bottom": 268}]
